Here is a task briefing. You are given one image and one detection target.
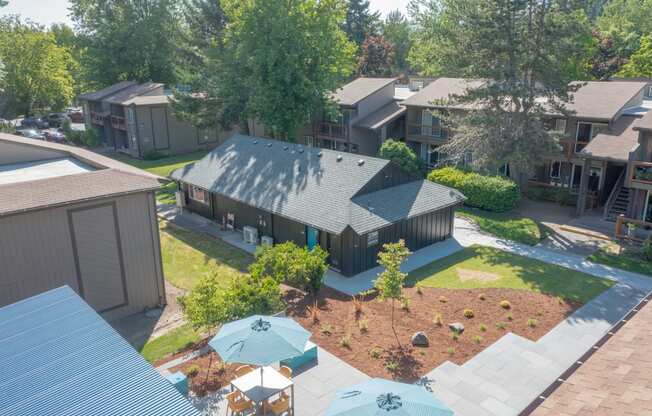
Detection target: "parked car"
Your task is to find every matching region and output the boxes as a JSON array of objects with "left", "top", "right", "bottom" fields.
[
  {"left": 43, "top": 113, "right": 70, "bottom": 128},
  {"left": 66, "top": 108, "right": 84, "bottom": 123},
  {"left": 43, "top": 129, "right": 66, "bottom": 143},
  {"left": 17, "top": 129, "right": 45, "bottom": 140},
  {"left": 21, "top": 116, "right": 49, "bottom": 129}
]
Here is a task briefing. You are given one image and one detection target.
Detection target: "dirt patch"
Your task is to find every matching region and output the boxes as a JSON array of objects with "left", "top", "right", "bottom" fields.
[
  {"left": 169, "top": 351, "right": 239, "bottom": 396},
  {"left": 285, "top": 286, "right": 579, "bottom": 382},
  {"left": 457, "top": 268, "right": 501, "bottom": 283}
]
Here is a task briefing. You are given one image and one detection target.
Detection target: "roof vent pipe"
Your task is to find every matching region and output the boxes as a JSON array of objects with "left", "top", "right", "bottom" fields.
[
  {"left": 267, "top": 143, "right": 272, "bottom": 147},
  {"left": 284, "top": 146, "right": 289, "bottom": 151},
  {"left": 337, "top": 155, "right": 343, "bottom": 162},
  {"left": 318, "top": 152, "right": 323, "bottom": 157},
  {"left": 358, "top": 159, "right": 365, "bottom": 166}
]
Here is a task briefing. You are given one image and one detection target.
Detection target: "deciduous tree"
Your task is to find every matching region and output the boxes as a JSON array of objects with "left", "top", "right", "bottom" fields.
[
  {"left": 357, "top": 35, "right": 394, "bottom": 76},
  {"left": 382, "top": 10, "right": 412, "bottom": 74},
  {"left": 378, "top": 139, "right": 422, "bottom": 176},
  {"left": 618, "top": 33, "right": 652, "bottom": 78},
  {"left": 374, "top": 240, "right": 410, "bottom": 348},
  {"left": 588, "top": 31, "right": 627, "bottom": 80}
]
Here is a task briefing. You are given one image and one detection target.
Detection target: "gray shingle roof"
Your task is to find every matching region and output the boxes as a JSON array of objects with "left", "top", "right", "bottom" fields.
[
  {"left": 580, "top": 116, "right": 640, "bottom": 162},
  {"left": 401, "top": 78, "right": 486, "bottom": 108},
  {"left": 171, "top": 134, "right": 464, "bottom": 235},
  {"left": 77, "top": 81, "right": 137, "bottom": 102},
  {"left": 634, "top": 109, "right": 652, "bottom": 131},
  {"left": 350, "top": 180, "right": 464, "bottom": 234},
  {"left": 356, "top": 101, "right": 406, "bottom": 130},
  {"left": 104, "top": 82, "right": 165, "bottom": 105},
  {"left": 333, "top": 77, "right": 396, "bottom": 106},
  {"left": 567, "top": 81, "right": 648, "bottom": 120},
  {"left": 0, "top": 286, "right": 200, "bottom": 416}
]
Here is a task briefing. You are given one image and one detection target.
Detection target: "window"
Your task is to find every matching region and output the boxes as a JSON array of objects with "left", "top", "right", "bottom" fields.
[
  {"left": 550, "top": 161, "right": 561, "bottom": 179},
  {"left": 336, "top": 141, "right": 349, "bottom": 152},
  {"left": 304, "top": 135, "right": 315, "bottom": 147},
  {"left": 645, "top": 191, "right": 652, "bottom": 222},
  {"left": 367, "top": 231, "right": 379, "bottom": 247},
  {"left": 554, "top": 119, "right": 567, "bottom": 132},
  {"left": 127, "top": 108, "right": 135, "bottom": 124},
  {"left": 575, "top": 122, "right": 607, "bottom": 153},
  {"left": 499, "top": 163, "right": 511, "bottom": 177},
  {"left": 350, "top": 143, "right": 359, "bottom": 153},
  {"left": 188, "top": 186, "right": 209, "bottom": 204},
  {"left": 420, "top": 143, "right": 442, "bottom": 168},
  {"left": 421, "top": 109, "right": 441, "bottom": 137},
  {"left": 463, "top": 152, "right": 473, "bottom": 166},
  {"left": 321, "top": 139, "right": 336, "bottom": 150}
]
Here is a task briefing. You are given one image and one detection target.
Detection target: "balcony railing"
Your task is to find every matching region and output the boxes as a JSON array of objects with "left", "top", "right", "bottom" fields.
[
  {"left": 111, "top": 115, "right": 127, "bottom": 131},
  {"left": 407, "top": 124, "right": 445, "bottom": 139},
  {"left": 630, "top": 161, "right": 652, "bottom": 185},
  {"left": 559, "top": 138, "right": 589, "bottom": 159},
  {"left": 318, "top": 122, "right": 345, "bottom": 139},
  {"left": 90, "top": 111, "right": 105, "bottom": 126}
]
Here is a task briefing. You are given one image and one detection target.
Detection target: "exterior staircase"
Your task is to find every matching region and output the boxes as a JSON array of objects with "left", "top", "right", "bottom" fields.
[{"left": 604, "top": 171, "right": 630, "bottom": 221}]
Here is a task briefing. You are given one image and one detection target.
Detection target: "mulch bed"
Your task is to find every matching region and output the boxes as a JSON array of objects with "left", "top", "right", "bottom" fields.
[
  {"left": 285, "top": 286, "right": 580, "bottom": 382},
  {"left": 169, "top": 351, "right": 240, "bottom": 396}
]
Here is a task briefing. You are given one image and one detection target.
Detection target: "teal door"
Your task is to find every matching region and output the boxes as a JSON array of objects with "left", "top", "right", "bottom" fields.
[{"left": 306, "top": 227, "right": 319, "bottom": 250}]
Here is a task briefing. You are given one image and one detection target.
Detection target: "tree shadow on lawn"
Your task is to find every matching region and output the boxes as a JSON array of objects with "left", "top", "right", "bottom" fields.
[
  {"left": 161, "top": 221, "right": 253, "bottom": 273},
  {"left": 408, "top": 245, "right": 614, "bottom": 305}
]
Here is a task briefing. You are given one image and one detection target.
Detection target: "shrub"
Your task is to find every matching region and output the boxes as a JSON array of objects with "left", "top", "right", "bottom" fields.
[
  {"left": 527, "top": 318, "right": 538, "bottom": 328},
  {"left": 378, "top": 139, "right": 423, "bottom": 175},
  {"left": 463, "top": 309, "right": 474, "bottom": 318},
  {"left": 352, "top": 295, "right": 363, "bottom": 316},
  {"left": 186, "top": 364, "right": 200, "bottom": 377},
  {"left": 499, "top": 300, "right": 511, "bottom": 309},
  {"left": 250, "top": 242, "right": 328, "bottom": 294},
  {"left": 433, "top": 312, "right": 444, "bottom": 327},
  {"left": 319, "top": 323, "right": 333, "bottom": 335},
  {"left": 428, "top": 167, "right": 520, "bottom": 212},
  {"left": 369, "top": 347, "right": 383, "bottom": 359},
  {"left": 479, "top": 324, "right": 487, "bottom": 332},
  {"left": 496, "top": 322, "right": 506, "bottom": 330},
  {"left": 339, "top": 333, "right": 352, "bottom": 348},
  {"left": 400, "top": 296, "right": 411, "bottom": 311},
  {"left": 642, "top": 239, "right": 652, "bottom": 261},
  {"left": 307, "top": 302, "right": 320, "bottom": 324},
  {"left": 446, "top": 347, "right": 455, "bottom": 355},
  {"left": 451, "top": 331, "right": 459, "bottom": 341},
  {"left": 416, "top": 283, "right": 423, "bottom": 295},
  {"left": 473, "top": 335, "right": 483, "bottom": 344},
  {"left": 358, "top": 317, "right": 369, "bottom": 332},
  {"left": 143, "top": 150, "right": 167, "bottom": 160},
  {"left": 385, "top": 360, "right": 399, "bottom": 373},
  {"left": 506, "top": 313, "right": 513, "bottom": 321},
  {"left": 216, "top": 361, "right": 228, "bottom": 375},
  {"left": 179, "top": 272, "right": 283, "bottom": 329},
  {"left": 526, "top": 184, "right": 575, "bottom": 206}
]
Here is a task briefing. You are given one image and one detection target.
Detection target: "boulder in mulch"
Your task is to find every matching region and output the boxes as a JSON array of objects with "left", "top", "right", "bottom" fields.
[
  {"left": 448, "top": 322, "right": 465, "bottom": 333},
  {"left": 411, "top": 331, "right": 429, "bottom": 347}
]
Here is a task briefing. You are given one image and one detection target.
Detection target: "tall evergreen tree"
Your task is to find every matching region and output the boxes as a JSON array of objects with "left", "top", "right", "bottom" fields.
[
  {"left": 429, "top": 0, "right": 593, "bottom": 178},
  {"left": 70, "top": 0, "right": 183, "bottom": 87},
  {"left": 382, "top": 10, "right": 412, "bottom": 74},
  {"left": 344, "top": 0, "right": 380, "bottom": 47}
]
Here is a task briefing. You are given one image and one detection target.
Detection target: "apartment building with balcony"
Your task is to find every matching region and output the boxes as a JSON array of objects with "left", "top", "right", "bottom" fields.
[{"left": 79, "top": 82, "right": 234, "bottom": 158}]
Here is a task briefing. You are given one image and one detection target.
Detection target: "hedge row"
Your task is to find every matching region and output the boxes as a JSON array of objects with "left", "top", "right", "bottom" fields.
[{"left": 427, "top": 167, "right": 520, "bottom": 212}]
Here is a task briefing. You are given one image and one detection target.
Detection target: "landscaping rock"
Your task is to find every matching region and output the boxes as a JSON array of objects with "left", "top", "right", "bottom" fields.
[
  {"left": 411, "top": 331, "right": 429, "bottom": 347},
  {"left": 449, "top": 322, "right": 465, "bottom": 333}
]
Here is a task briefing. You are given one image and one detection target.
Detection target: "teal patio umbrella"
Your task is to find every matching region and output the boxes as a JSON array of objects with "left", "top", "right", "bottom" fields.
[
  {"left": 209, "top": 314, "right": 310, "bottom": 366},
  {"left": 326, "top": 378, "right": 454, "bottom": 416}
]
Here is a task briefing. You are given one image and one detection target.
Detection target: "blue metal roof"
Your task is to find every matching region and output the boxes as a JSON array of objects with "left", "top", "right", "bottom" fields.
[{"left": 0, "top": 286, "right": 200, "bottom": 416}]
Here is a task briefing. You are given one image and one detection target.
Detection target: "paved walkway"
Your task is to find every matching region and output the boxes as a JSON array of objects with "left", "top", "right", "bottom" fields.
[{"left": 187, "top": 347, "right": 369, "bottom": 416}]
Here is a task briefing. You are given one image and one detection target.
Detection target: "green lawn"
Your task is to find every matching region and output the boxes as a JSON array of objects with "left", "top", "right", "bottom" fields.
[
  {"left": 160, "top": 221, "right": 252, "bottom": 290},
  {"left": 140, "top": 324, "right": 203, "bottom": 364},
  {"left": 457, "top": 207, "right": 550, "bottom": 246},
  {"left": 409, "top": 245, "right": 614, "bottom": 304},
  {"left": 109, "top": 151, "right": 208, "bottom": 204},
  {"left": 588, "top": 247, "right": 652, "bottom": 277}
]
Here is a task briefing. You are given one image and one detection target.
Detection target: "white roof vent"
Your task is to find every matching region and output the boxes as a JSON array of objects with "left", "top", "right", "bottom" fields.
[
  {"left": 253, "top": 140, "right": 258, "bottom": 144},
  {"left": 357, "top": 159, "right": 365, "bottom": 166},
  {"left": 336, "top": 155, "right": 343, "bottom": 162},
  {"left": 267, "top": 143, "right": 272, "bottom": 147},
  {"left": 283, "top": 145, "right": 289, "bottom": 151},
  {"left": 318, "top": 151, "right": 323, "bottom": 157}
]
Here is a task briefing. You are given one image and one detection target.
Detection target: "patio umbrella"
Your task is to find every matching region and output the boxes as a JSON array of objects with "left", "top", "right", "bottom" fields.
[
  {"left": 209, "top": 315, "right": 310, "bottom": 384},
  {"left": 325, "top": 378, "right": 454, "bottom": 416}
]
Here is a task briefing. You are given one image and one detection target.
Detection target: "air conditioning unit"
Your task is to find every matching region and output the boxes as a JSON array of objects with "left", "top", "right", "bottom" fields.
[
  {"left": 261, "top": 236, "right": 274, "bottom": 246},
  {"left": 243, "top": 226, "right": 259, "bottom": 244},
  {"left": 175, "top": 191, "right": 186, "bottom": 208}
]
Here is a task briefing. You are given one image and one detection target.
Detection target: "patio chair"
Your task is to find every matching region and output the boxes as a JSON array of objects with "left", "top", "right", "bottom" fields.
[
  {"left": 234, "top": 365, "right": 254, "bottom": 378},
  {"left": 279, "top": 366, "right": 292, "bottom": 380},
  {"left": 226, "top": 391, "right": 254, "bottom": 416},
  {"left": 263, "top": 392, "right": 290, "bottom": 416}
]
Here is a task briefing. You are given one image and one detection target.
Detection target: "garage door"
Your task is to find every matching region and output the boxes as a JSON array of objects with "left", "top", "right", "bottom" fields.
[{"left": 69, "top": 203, "right": 127, "bottom": 312}]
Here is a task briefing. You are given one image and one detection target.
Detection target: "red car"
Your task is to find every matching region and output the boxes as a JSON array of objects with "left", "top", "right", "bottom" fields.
[
  {"left": 67, "top": 109, "right": 84, "bottom": 123},
  {"left": 43, "top": 130, "right": 66, "bottom": 143}
]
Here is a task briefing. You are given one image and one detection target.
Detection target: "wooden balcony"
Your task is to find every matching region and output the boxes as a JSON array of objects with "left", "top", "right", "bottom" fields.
[
  {"left": 317, "top": 122, "right": 345, "bottom": 139},
  {"left": 110, "top": 115, "right": 127, "bottom": 131},
  {"left": 559, "top": 138, "right": 589, "bottom": 159},
  {"left": 90, "top": 111, "right": 105, "bottom": 126}
]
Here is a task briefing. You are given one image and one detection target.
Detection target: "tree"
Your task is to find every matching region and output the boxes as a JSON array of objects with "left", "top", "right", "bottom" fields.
[
  {"left": 357, "top": 35, "right": 395, "bottom": 76},
  {"left": 618, "top": 33, "right": 652, "bottom": 78},
  {"left": 344, "top": 0, "right": 380, "bottom": 48},
  {"left": 588, "top": 31, "right": 628, "bottom": 80},
  {"left": 378, "top": 139, "right": 422, "bottom": 176},
  {"left": 407, "top": 0, "right": 457, "bottom": 77},
  {"left": 422, "top": 0, "right": 593, "bottom": 177},
  {"left": 49, "top": 23, "right": 88, "bottom": 97},
  {"left": 0, "top": 20, "right": 75, "bottom": 117},
  {"left": 374, "top": 240, "right": 410, "bottom": 347},
  {"left": 174, "top": 0, "right": 356, "bottom": 140},
  {"left": 250, "top": 242, "right": 328, "bottom": 295},
  {"left": 382, "top": 10, "right": 412, "bottom": 74},
  {"left": 179, "top": 272, "right": 283, "bottom": 329},
  {"left": 69, "top": 0, "right": 183, "bottom": 87},
  {"left": 597, "top": 0, "right": 652, "bottom": 60}
]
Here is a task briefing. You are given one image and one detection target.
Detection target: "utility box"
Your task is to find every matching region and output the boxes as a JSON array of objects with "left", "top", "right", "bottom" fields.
[{"left": 165, "top": 371, "right": 189, "bottom": 397}]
